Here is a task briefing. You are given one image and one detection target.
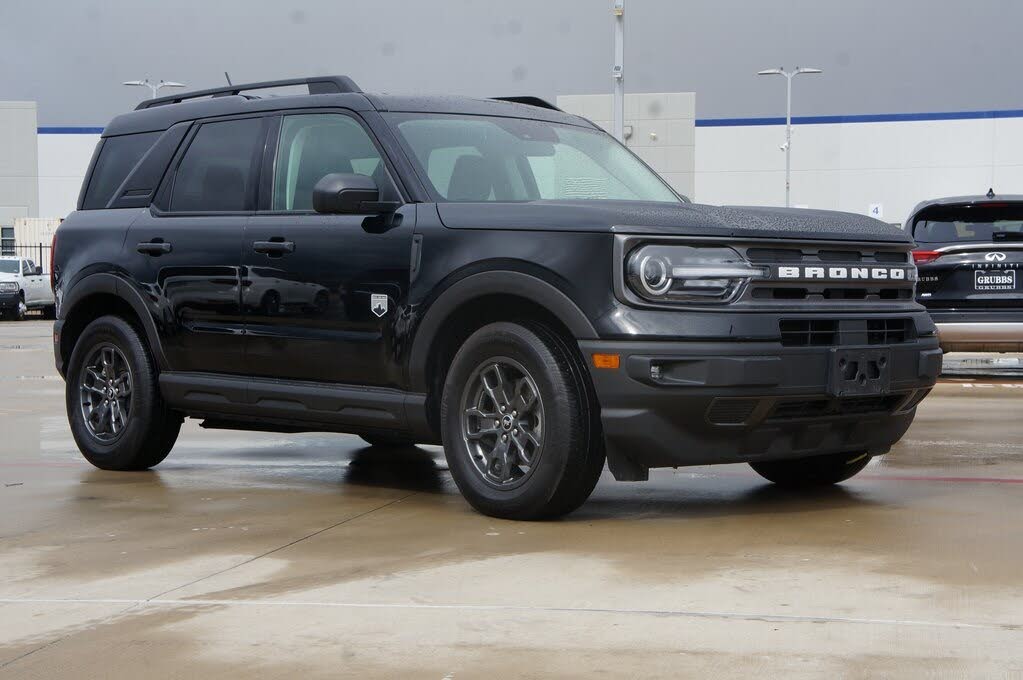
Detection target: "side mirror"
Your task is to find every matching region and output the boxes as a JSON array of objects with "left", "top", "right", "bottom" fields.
[
  {"left": 313, "top": 173, "right": 395, "bottom": 215},
  {"left": 34, "top": 266, "right": 43, "bottom": 276}
]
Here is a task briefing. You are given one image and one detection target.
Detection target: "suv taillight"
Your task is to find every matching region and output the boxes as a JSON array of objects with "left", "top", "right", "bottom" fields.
[{"left": 912, "top": 250, "right": 941, "bottom": 265}]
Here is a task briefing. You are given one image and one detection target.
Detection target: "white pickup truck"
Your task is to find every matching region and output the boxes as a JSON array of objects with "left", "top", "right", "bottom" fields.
[{"left": 0, "top": 255, "right": 55, "bottom": 320}]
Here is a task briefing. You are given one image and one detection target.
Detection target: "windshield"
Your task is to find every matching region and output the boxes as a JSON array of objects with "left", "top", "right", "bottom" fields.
[
  {"left": 386, "top": 113, "right": 681, "bottom": 204},
  {"left": 0, "top": 261, "right": 19, "bottom": 274},
  {"left": 913, "top": 204, "right": 1023, "bottom": 243}
]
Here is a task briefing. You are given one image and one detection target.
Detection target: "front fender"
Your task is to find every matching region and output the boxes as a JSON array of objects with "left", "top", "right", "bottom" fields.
[{"left": 406, "top": 269, "right": 597, "bottom": 392}]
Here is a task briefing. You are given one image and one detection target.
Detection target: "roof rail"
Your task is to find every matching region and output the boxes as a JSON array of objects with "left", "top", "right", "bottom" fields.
[
  {"left": 136, "top": 75, "right": 362, "bottom": 110},
  {"left": 491, "top": 96, "right": 562, "bottom": 112}
]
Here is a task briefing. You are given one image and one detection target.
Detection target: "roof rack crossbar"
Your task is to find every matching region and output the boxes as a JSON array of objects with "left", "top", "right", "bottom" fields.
[
  {"left": 136, "top": 75, "right": 362, "bottom": 110},
  {"left": 491, "top": 96, "right": 562, "bottom": 112}
]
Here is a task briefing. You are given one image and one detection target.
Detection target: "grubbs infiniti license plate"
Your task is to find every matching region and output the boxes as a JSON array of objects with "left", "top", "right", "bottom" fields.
[{"left": 975, "top": 269, "right": 1017, "bottom": 291}]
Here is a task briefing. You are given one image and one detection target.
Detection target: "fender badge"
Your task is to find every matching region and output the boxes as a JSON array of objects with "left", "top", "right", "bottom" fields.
[{"left": 370, "top": 293, "right": 388, "bottom": 317}]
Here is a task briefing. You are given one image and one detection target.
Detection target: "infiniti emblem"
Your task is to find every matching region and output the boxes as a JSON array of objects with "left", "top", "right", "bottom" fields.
[{"left": 986, "top": 252, "right": 1007, "bottom": 262}]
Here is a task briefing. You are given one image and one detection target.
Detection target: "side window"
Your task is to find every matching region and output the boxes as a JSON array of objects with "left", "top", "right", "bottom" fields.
[
  {"left": 273, "top": 114, "right": 389, "bottom": 211},
  {"left": 170, "top": 118, "right": 264, "bottom": 212},
  {"left": 23, "top": 260, "right": 35, "bottom": 275},
  {"left": 82, "top": 132, "right": 161, "bottom": 210}
]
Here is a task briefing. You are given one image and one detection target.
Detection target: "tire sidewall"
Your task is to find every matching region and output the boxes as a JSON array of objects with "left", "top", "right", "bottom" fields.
[
  {"left": 66, "top": 317, "right": 160, "bottom": 469},
  {"left": 441, "top": 323, "right": 580, "bottom": 517}
]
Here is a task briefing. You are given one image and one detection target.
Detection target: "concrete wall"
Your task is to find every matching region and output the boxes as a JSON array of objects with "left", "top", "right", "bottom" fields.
[
  {"left": 556, "top": 93, "right": 696, "bottom": 198},
  {"left": 0, "top": 102, "right": 39, "bottom": 225},
  {"left": 38, "top": 133, "right": 98, "bottom": 219},
  {"left": 695, "top": 114, "right": 1023, "bottom": 224},
  {"left": 30, "top": 108, "right": 1023, "bottom": 228}
]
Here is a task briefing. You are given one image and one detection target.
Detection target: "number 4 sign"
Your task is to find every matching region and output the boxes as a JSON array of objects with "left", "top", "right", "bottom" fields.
[{"left": 869, "top": 203, "right": 884, "bottom": 219}]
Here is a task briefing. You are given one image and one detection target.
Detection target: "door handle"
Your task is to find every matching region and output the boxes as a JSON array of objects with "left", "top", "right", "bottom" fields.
[
  {"left": 252, "top": 240, "right": 295, "bottom": 255},
  {"left": 136, "top": 241, "right": 172, "bottom": 255}
]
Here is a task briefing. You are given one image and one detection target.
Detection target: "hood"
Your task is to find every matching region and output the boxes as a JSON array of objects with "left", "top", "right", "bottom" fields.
[
  {"left": 0, "top": 272, "right": 19, "bottom": 283},
  {"left": 436, "top": 200, "right": 912, "bottom": 243}
]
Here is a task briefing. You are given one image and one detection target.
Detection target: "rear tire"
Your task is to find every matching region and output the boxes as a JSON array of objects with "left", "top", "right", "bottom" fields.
[
  {"left": 440, "top": 321, "right": 604, "bottom": 520},
  {"left": 750, "top": 451, "right": 871, "bottom": 487},
  {"left": 42, "top": 304, "right": 56, "bottom": 320},
  {"left": 66, "top": 315, "right": 181, "bottom": 470}
]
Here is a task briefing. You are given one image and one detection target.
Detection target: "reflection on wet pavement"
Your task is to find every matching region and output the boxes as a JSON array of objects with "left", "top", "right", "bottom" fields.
[{"left": 1, "top": 322, "right": 1021, "bottom": 678}]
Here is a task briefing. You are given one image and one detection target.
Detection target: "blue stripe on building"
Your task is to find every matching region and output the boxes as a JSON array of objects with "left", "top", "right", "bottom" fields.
[
  {"left": 36, "top": 108, "right": 1023, "bottom": 134},
  {"left": 695, "top": 108, "right": 1023, "bottom": 127},
  {"left": 37, "top": 126, "right": 105, "bottom": 134}
]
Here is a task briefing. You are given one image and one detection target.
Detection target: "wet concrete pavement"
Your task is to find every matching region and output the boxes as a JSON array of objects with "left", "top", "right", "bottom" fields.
[{"left": 0, "top": 321, "right": 1021, "bottom": 678}]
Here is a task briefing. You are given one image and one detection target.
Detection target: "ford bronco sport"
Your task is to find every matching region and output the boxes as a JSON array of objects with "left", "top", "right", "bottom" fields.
[{"left": 52, "top": 76, "right": 942, "bottom": 519}]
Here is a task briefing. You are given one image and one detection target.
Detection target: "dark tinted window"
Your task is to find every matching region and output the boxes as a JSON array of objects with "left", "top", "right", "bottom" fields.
[
  {"left": 914, "top": 204, "right": 1023, "bottom": 243},
  {"left": 170, "top": 118, "right": 264, "bottom": 212},
  {"left": 82, "top": 132, "right": 160, "bottom": 209}
]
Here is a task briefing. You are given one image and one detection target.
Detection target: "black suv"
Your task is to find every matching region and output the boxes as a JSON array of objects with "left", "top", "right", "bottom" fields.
[
  {"left": 909, "top": 191, "right": 1023, "bottom": 352},
  {"left": 53, "top": 76, "right": 941, "bottom": 519}
]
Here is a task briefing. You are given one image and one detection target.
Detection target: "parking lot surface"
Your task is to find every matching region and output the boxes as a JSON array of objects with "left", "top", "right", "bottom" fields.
[{"left": 0, "top": 320, "right": 1020, "bottom": 678}]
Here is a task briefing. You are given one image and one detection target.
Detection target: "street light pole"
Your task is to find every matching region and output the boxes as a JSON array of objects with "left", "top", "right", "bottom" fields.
[
  {"left": 122, "top": 78, "right": 187, "bottom": 99},
  {"left": 757, "top": 66, "right": 822, "bottom": 208},
  {"left": 611, "top": 0, "right": 625, "bottom": 142}
]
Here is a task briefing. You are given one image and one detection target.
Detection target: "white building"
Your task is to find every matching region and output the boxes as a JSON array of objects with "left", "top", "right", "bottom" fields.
[{"left": 10, "top": 99, "right": 1023, "bottom": 231}]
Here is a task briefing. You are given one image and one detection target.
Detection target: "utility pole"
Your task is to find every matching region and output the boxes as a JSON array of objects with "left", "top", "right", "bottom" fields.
[
  {"left": 757, "top": 66, "right": 822, "bottom": 207},
  {"left": 611, "top": 0, "right": 625, "bottom": 142}
]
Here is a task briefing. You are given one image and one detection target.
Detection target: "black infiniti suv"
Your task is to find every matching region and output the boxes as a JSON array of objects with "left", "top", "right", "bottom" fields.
[
  {"left": 909, "top": 192, "right": 1023, "bottom": 352},
  {"left": 52, "top": 76, "right": 941, "bottom": 519}
]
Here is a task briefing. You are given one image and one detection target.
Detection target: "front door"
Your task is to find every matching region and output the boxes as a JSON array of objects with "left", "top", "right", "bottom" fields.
[
  {"left": 242, "top": 112, "right": 414, "bottom": 387},
  {"left": 125, "top": 115, "right": 268, "bottom": 374}
]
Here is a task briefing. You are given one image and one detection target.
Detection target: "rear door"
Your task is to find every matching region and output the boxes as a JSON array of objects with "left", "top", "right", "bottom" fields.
[
  {"left": 242, "top": 111, "right": 414, "bottom": 386},
  {"left": 126, "top": 115, "right": 269, "bottom": 374},
  {"left": 913, "top": 204, "right": 1023, "bottom": 308},
  {"left": 22, "top": 259, "right": 47, "bottom": 305}
]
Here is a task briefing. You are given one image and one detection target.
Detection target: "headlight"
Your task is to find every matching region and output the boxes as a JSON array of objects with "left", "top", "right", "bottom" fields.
[
  {"left": 625, "top": 244, "right": 767, "bottom": 304},
  {"left": 0, "top": 282, "right": 18, "bottom": 293}
]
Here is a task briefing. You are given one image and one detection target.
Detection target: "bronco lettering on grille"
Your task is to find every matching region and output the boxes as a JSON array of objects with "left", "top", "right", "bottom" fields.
[{"left": 777, "top": 266, "right": 909, "bottom": 281}]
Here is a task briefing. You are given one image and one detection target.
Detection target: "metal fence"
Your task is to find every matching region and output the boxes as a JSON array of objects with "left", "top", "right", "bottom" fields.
[{"left": 2, "top": 243, "right": 52, "bottom": 274}]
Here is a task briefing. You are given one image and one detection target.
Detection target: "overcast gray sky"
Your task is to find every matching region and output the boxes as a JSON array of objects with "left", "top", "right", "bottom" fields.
[{"left": 3, "top": 0, "right": 1022, "bottom": 126}]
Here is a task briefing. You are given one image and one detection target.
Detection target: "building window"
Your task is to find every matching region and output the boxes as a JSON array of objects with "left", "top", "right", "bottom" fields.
[{"left": 0, "top": 227, "right": 14, "bottom": 255}]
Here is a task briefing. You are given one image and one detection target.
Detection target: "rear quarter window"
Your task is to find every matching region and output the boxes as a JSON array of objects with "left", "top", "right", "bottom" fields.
[{"left": 82, "top": 132, "right": 161, "bottom": 210}]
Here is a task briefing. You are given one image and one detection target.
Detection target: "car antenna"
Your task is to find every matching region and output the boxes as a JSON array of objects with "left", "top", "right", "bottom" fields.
[
  {"left": 987, "top": 187, "right": 995, "bottom": 199},
  {"left": 224, "top": 71, "right": 233, "bottom": 86}
]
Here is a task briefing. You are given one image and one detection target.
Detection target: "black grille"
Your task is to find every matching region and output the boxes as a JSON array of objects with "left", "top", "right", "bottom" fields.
[
  {"left": 780, "top": 318, "right": 913, "bottom": 347},
  {"left": 743, "top": 246, "right": 912, "bottom": 306},
  {"left": 780, "top": 320, "right": 838, "bottom": 346},
  {"left": 706, "top": 398, "right": 759, "bottom": 425},
  {"left": 867, "top": 318, "right": 911, "bottom": 344},
  {"left": 745, "top": 248, "right": 909, "bottom": 264},
  {"left": 768, "top": 395, "right": 903, "bottom": 421},
  {"left": 752, "top": 287, "right": 914, "bottom": 302}
]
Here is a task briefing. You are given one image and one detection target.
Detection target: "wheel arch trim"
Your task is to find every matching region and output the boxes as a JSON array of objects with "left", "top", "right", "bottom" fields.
[
  {"left": 60, "top": 273, "right": 170, "bottom": 371},
  {"left": 406, "top": 270, "right": 597, "bottom": 392}
]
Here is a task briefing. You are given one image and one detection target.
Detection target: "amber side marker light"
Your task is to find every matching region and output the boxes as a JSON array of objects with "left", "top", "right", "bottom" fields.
[{"left": 592, "top": 353, "right": 620, "bottom": 369}]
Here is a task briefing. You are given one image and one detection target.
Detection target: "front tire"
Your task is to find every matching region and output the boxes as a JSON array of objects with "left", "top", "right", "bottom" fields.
[
  {"left": 440, "top": 321, "right": 604, "bottom": 520},
  {"left": 750, "top": 451, "right": 871, "bottom": 487},
  {"left": 66, "top": 315, "right": 181, "bottom": 470},
  {"left": 11, "top": 296, "right": 26, "bottom": 321}
]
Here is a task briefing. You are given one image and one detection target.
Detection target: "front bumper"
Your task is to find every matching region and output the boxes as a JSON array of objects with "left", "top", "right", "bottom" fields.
[
  {"left": 0, "top": 291, "right": 21, "bottom": 310},
  {"left": 580, "top": 338, "right": 942, "bottom": 479}
]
